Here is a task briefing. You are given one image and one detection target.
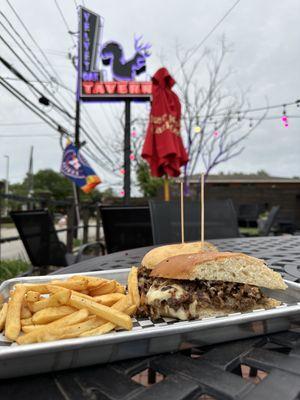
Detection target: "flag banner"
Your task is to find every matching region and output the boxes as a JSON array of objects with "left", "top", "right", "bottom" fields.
[{"left": 61, "top": 141, "right": 101, "bottom": 193}]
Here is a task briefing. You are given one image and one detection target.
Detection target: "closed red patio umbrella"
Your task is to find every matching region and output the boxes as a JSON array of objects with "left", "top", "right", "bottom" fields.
[{"left": 142, "top": 67, "right": 188, "bottom": 199}]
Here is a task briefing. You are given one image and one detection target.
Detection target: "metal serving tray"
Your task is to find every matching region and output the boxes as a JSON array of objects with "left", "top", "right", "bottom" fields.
[{"left": 0, "top": 269, "right": 300, "bottom": 379}]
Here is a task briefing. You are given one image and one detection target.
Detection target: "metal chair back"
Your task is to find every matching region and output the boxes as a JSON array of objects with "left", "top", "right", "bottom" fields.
[
  {"left": 100, "top": 205, "right": 153, "bottom": 254},
  {"left": 260, "top": 205, "right": 280, "bottom": 236},
  {"left": 10, "top": 210, "right": 68, "bottom": 267},
  {"left": 149, "top": 199, "right": 240, "bottom": 245}
]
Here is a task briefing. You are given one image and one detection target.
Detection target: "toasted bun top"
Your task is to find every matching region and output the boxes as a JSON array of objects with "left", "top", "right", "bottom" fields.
[
  {"left": 142, "top": 241, "right": 218, "bottom": 270},
  {"left": 149, "top": 252, "right": 287, "bottom": 290}
]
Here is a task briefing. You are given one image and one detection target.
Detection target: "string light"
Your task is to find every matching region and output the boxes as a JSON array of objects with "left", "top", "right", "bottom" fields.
[
  {"left": 194, "top": 117, "right": 201, "bottom": 133},
  {"left": 120, "top": 189, "right": 125, "bottom": 197},
  {"left": 130, "top": 153, "right": 135, "bottom": 161},
  {"left": 120, "top": 168, "right": 125, "bottom": 175},
  {"left": 131, "top": 128, "right": 137, "bottom": 138},
  {"left": 213, "top": 122, "right": 219, "bottom": 137},
  {"left": 281, "top": 105, "right": 289, "bottom": 127}
]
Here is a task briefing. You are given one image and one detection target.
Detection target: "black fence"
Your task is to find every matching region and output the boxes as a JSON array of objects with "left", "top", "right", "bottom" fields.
[{"left": 0, "top": 193, "right": 102, "bottom": 254}]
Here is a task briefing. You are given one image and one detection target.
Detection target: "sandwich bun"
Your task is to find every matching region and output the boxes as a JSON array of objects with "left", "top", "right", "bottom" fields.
[
  {"left": 142, "top": 241, "right": 218, "bottom": 270},
  {"left": 150, "top": 252, "right": 287, "bottom": 290}
]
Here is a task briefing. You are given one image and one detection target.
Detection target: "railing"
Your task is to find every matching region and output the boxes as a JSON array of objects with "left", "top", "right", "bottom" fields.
[{"left": 0, "top": 193, "right": 103, "bottom": 254}]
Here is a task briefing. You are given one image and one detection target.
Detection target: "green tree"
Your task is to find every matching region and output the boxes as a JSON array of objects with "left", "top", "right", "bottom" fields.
[
  {"left": 23, "top": 169, "right": 73, "bottom": 200},
  {"left": 136, "top": 161, "right": 163, "bottom": 197}
]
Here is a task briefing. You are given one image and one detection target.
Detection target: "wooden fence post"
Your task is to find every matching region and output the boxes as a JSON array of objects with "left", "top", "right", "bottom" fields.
[
  {"left": 96, "top": 205, "right": 101, "bottom": 242},
  {"left": 66, "top": 204, "right": 74, "bottom": 253},
  {"left": 82, "top": 208, "right": 89, "bottom": 244}
]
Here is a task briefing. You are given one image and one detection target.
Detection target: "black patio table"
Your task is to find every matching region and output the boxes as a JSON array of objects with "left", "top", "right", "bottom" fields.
[{"left": 1, "top": 236, "right": 300, "bottom": 400}]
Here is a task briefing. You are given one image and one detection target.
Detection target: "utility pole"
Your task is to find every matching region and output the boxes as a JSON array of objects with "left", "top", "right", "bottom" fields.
[
  {"left": 72, "top": 54, "right": 81, "bottom": 238},
  {"left": 27, "top": 146, "right": 34, "bottom": 210},
  {"left": 124, "top": 99, "right": 131, "bottom": 203},
  {"left": 4, "top": 155, "right": 9, "bottom": 217}
]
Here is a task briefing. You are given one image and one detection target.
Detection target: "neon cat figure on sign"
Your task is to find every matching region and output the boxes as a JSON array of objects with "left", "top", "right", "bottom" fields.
[{"left": 101, "top": 36, "right": 151, "bottom": 81}]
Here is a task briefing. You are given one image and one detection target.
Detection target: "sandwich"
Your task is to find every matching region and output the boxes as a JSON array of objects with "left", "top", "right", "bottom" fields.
[
  {"left": 137, "top": 241, "right": 218, "bottom": 315},
  {"left": 143, "top": 252, "right": 287, "bottom": 320}
]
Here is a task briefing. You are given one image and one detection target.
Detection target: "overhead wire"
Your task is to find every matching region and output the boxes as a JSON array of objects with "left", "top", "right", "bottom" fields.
[
  {"left": 175, "top": 0, "right": 242, "bottom": 73},
  {"left": 53, "top": 0, "right": 76, "bottom": 46}
]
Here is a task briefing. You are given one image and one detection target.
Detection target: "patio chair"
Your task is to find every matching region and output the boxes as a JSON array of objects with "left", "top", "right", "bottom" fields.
[
  {"left": 259, "top": 205, "right": 280, "bottom": 236},
  {"left": 100, "top": 205, "right": 153, "bottom": 253},
  {"left": 10, "top": 209, "right": 104, "bottom": 269},
  {"left": 149, "top": 199, "right": 240, "bottom": 245},
  {"left": 238, "top": 203, "right": 261, "bottom": 227}
]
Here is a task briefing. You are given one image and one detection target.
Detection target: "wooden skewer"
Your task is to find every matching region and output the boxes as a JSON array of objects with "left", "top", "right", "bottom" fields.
[
  {"left": 201, "top": 173, "right": 205, "bottom": 243},
  {"left": 180, "top": 181, "right": 185, "bottom": 243}
]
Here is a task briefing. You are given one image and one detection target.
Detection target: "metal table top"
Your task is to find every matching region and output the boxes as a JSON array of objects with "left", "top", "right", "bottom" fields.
[{"left": 1, "top": 236, "right": 300, "bottom": 400}]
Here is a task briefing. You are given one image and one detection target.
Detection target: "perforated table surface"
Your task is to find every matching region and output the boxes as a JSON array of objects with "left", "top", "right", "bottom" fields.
[{"left": 1, "top": 236, "right": 300, "bottom": 400}]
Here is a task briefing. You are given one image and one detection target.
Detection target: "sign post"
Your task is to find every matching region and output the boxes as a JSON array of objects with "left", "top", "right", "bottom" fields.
[
  {"left": 78, "top": 7, "right": 152, "bottom": 201},
  {"left": 124, "top": 99, "right": 131, "bottom": 202}
]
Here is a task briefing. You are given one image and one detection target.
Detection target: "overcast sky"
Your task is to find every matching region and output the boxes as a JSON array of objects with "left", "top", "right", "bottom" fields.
[{"left": 0, "top": 0, "right": 299, "bottom": 194}]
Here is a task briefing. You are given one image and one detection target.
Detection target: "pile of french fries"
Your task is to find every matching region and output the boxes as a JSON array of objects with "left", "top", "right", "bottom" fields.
[{"left": 0, "top": 267, "right": 140, "bottom": 345}]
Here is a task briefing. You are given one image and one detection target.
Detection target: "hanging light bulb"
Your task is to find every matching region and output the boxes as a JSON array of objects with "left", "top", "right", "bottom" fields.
[
  {"left": 131, "top": 127, "right": 137, "bottom": 138},
  {"left": 281, "top": 105, "right": 289, "bottom": 127},
  {"left": 194, "top": 116, "right": 201, "bottom": 133},
  {"left": 213, "top": 122, "right": 219, "bottom": 137}
]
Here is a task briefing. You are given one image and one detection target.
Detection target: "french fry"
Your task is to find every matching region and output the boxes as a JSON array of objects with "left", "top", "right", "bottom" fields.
[
  {"left": 21, "top": 302, "right": 32, "bottom": 319},
  {"left": 128, "top": 267, "right": 140, "bottom": 308},
  {"left": 92, "top": 293, "right": 125, "bottom": 306},
  {"left": 0, "top": 303, "right": 8, "bottom": 332},
  {"left": 126, "top": 304, "right": 137, "bottom": 316},
  {"left": 26, "top": 291, "right": 41, "bottom": 302},
  {"left": 21, "top": 317, "right": 33, "bottom": 326},
  {"left": 32, "top": 306, "right": 76, "bottom": 324},
  {"left": 22, "top": 309, "right": 89, "bottom": 334},
  {"left": 47, "top": 285, "right": 93, "bottom": 301},
  {"left": 23, "top": 284, "right": 50, "bottom": 294},
  {"left": 5, "top": 284, "right": 27, "bottom": 340},
  {"left": 50, "top": 278, "right": 88, "bottom": 291},
  {"left": 79, "top": 297, "right": 133, "bottom": 337},
  {"left": 22, "top": 325, "right": 37, "bottom": 333},
  {"left": 17, "top": 309, "right": 89, "bottom": 344},
  {"left": 115, "top": 283, "right": 126, "bottom": 294},
  {"left": 89, "top": 280, "right": 116, "bottom": 296},
  {"left": 29, "top": 289, "right": 71, "bottom": 313},
  {"left": 79, "top": 295, "right": 130, "bottom": 338},
  {"left": 69, "top": 293, "right": 132, "bottom": 330},
  {"left": 69, "top": 275, "right": 106, "bottom": 289},
  {"left": 79, "top": 290, "right": 90, "bottom": 295}
]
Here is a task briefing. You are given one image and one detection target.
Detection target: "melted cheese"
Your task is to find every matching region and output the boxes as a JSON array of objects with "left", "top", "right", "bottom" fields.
[{"left": 146, "top": 282, "right": 187, "bottom": 305}]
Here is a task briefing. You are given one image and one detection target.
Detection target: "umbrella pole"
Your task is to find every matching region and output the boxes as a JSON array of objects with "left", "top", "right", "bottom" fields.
[
  {"left": 180, "top": 181, "right": 185, "bottom": 243},
  {"left": 200, "top": 173, "right": 205, "bottom": 243},
  {"left": 164, "top": 175, "right": 170, "bottom": 201}
]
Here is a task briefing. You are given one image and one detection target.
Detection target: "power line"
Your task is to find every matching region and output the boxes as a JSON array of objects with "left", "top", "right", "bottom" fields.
[
  {"left": 0, "top": 11, "right": 54, "bottom": 83},
  {"left": 0, "top": 51, "right": 75, "bottom": 121},
  {"left": 175, "top": 0, "right": 242, "bottom": 72},
  {"left": 0, "top": 121, "right": 45, "bottom": 126},
  {"left": 0, "top": 134, "right": 59, "bottom": 137},
  {"left": 6, "top": 0, "right": 63, "bottom": 83},
  {"left": 53, "top": 0, "right": 76, "bottom": 46}
]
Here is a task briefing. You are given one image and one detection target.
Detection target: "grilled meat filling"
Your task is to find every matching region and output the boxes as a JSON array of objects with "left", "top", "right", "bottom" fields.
[{"left": 146, "top": 278, "right": 266, "bottom": 320}]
